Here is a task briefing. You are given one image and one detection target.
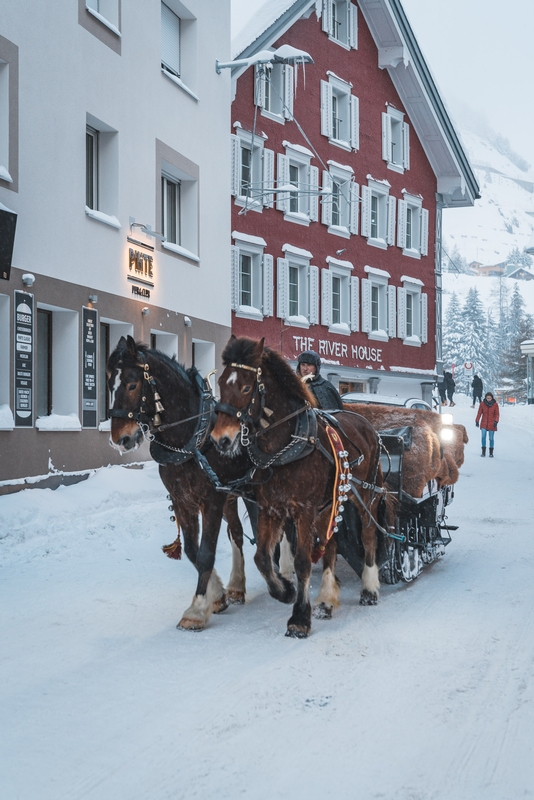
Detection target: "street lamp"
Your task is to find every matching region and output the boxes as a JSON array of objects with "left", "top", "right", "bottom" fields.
[{"left": 216, "top": 44, "right": 314, "bottom": 74}]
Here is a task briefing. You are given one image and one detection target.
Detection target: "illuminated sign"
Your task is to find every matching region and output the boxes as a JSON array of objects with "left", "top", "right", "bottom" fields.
[
  {"left": 14, "top": 291, "right": 34, "bottom": 427},
  {"left": 82, "top": 307, "right": 98, "bottom": 428},
  {"left": 293, "top": 336, "right": 383, "bottom": 364}
]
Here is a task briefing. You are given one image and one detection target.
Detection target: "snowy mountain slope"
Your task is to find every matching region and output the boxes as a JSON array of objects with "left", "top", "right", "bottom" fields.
[{"left": 443, "top": 130, "right": 534, "bottom": 265}]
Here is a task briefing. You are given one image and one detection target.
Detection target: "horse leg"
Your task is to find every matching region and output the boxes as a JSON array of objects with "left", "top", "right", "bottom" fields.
[
  {"left": 253, "top": 512, "right": 297, "bottom": 604},
  {"left": 359, "top": 493, "right": 380, "bottom": 606},
  {"left": 178, "top": 499, "right": 227, "bottom": 631},
  {"left": 279, "top": 519, "right": 296, "bottom": 582},
  {"left": 224, "top": 495, "right": 246, "bottom": 605},
  {"left": 286, "top": 514, "right": 314, "bottom": 638},
  {"left": 313, "top": 537, "right": 340, "bottom": 620}
]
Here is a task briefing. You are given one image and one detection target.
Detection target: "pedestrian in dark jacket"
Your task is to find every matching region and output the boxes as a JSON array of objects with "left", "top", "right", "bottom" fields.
[
  {"left": 296, "top": 350, "right": 343, "bottom": 410},
  {"left": 437, "top": 376, "right": 447, "bottom": 405},
  {"left": 444, "top": 372, "right": 456, "bottom": 406},
  {"left": 471, "top": 374, "right": 483, "bottom": 408},
  {"left": 475, "top": 391, "right": 499, "bottom": 457}
]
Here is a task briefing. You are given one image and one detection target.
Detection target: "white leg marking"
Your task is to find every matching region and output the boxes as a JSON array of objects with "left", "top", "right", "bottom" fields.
[
  {"left": 227, "top": 538, "right": 246, "bottom": 597},
  {"left": 226, "top": 371, "right": 238, "bottom": 385},
  {"left": 361, "top": 563, "right": 380, "bottom": 596},
  {"left": 279, "top": 533, "right": 295, "bottom": 582},
  {"left": 179, "top": 570, "right": 225, "bottom": 629},
  {"left": 314, "top": 567, "right": 340, "bottom": 612}
]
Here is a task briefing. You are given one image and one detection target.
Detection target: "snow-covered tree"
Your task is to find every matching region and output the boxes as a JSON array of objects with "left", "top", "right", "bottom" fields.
[
  {"left": 442, "top": 292, "right": 465, "bottom": 375},
  {"left": 505, "top": 247, "right": 533, "bottom": 275},
  {"left": 459, "top": 287, "right": 489, "bottom": 392}
]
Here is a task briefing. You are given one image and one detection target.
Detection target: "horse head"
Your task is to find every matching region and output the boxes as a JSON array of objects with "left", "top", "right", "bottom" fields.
[
  {"left": 211, "top": 336, "right": 265, "bottom": 455},
  {"left": 107, "top": 335, "right": 154, "bottom": 452}
]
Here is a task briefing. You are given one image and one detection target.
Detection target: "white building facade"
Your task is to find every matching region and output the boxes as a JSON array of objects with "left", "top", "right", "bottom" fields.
[{"left": 0, "top": 0, "right": 232, "bottom": 486}]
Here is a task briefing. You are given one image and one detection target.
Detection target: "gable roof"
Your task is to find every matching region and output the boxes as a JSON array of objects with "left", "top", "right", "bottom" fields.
[{"left": 231, "top": 0, "right": 479, "bottom": 209}]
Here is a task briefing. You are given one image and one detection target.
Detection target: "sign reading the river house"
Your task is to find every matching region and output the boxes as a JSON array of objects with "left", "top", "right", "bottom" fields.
[
  {"left": 14, "top": 290, "right": 34, "bottom": 427},
  {"left": 82, "top": 306, "right": 98, "bottom": 428}
]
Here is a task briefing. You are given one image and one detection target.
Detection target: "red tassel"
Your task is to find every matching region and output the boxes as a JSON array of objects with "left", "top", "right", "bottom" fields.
[{"left": 162, "top": 533, "right": 182, "bottom": 560}]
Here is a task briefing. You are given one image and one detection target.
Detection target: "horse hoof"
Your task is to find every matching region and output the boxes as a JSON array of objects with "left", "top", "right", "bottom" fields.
[
  {"left": 212, "top": 595, "right": 228, "bottom": 614},
  {"left": 285, "top": 625, "right": 310, "bottom": 639},
  {"left": 177, "top": 617, "right": 206, "bottom": 631},
  {"left": 313, "top": 602, "right": 332, "bottom": 620},
  {"left": 227, "top": 590, "right": 246, "bottom": 605},
  {"left": 360, "top": 590, "right": 378, "bottom": 606}
]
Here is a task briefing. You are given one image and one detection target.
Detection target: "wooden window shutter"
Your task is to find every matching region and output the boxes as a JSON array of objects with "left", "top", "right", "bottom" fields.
[
  {"left": 230, "top": 246, "right": 239, "bottom": 311},
  {"left": 420, "top": 208, "right": 429, "bottom": 256},
  {"left": 349, "top": 3, "right": 358, "bottom": 49},
  {"left": 350, "top": 276, "right": 360, "bottom": 331},
  {"left": 321, "top": 171, "right": 333, "bottom": 226},
  {"left": 360, "top": 185, "right": 371, "bottom": 237},
  {"left": 262, "top": 148, "right": 274, "bottom": 207},
  {"left": 230, "top": 135, "right": 240, "bottom": 197},
  {"left": 321, "top": 268, "right": 332, "bottom": 327},
  {"left": 277, "top": 258, "right": 289, "bottom": 319},
  {"left": 397, "top": 199, "right": 407, "bottom": 249},
  {"left": 276, "top": 153, "right": 290, "bottom": 212},
  {"left": 382, "top": 112, "right": 391, "bottom": 162},
  {"left": 349, "top": 182, "right": 359, "bottom": 235},
  {"left": 309, "top": 165, "right": 319, "bottom": 222},
  {"left": 361, "top": 278, "right": 371, "bottom": 332},
  {"left": 284, "top": 65, "right": 294, "bottom": 119},
  {"left": 322, "top": 0, "right": 332, "bottom": 33},
  {"left": 321, "top": 81, "right": 333, "bottom": 138},
  {"left": 350, "top": 95, "right": 360, "bottom": 151},
  {"left": 421, "top": 292, "right": 428, "bottom": 343},
  {"left": 254, "top": 64, "right": 266, "bottom": 108},
  {"left": 262, "top": 254, "right": 274, "bottom": 317},
  {"left": 387, "top": 285, "right": 397, "bottom": 338},
  {"left": 309, "top": 265, "right": 319, "bottom": 325},
  {"left": 397, "top": 287, "right": 407, "bottom": 339},
  {"left": 403, "top": 122, "right": 410, "bottom": 170},
  {"left": 387, "top": 196, "right": 396, "bottom": 246}
]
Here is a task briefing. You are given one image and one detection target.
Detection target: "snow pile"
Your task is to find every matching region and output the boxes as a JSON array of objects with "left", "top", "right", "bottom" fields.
[
  {"left": 0, "top": 404, "right": 14, "bottom": 429},
  {"left": 35, "top": 413, "right": 82, "bottom": 431}
]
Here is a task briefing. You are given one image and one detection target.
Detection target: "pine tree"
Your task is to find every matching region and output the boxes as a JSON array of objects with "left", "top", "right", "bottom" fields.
[
  {"left": 506, "top": 247, "right": 533, "bottom": 274},
  {"left": 460, "top": 287, "right": 489, "bottom": 392},
  {"left": 442, "top": 292, "right": 464, "bottom": 375}
]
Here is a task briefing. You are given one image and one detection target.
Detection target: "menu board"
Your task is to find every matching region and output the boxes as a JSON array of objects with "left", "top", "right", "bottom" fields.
[
  {"left": 14, "top": 290, "right": 33, "bottom": 427},
  {"left": 82, "top": 306, "right": 98, "bottom": 428}
]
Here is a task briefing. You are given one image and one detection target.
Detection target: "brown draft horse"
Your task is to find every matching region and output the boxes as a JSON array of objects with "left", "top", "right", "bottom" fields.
[
  {"left": 211, "top": 336, "right": 388, "bottom": 638},
  {"left": 107, "top": 335, "right": 254, "bottom": 631}
]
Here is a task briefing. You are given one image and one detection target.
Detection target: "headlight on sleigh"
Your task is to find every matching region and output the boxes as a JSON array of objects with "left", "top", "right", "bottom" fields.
[{"left": 440, "top": 412, "right": 454, "bottom": 443}]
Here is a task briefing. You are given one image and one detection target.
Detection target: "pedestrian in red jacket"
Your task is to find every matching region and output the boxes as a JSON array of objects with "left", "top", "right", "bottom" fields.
[{"left": 475, "top": 392, "right": 500, "bottom": 457}]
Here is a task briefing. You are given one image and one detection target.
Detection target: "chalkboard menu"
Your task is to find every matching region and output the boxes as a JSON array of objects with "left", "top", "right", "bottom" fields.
[
  {"left": 14, "top": 290, "right": 33, "bottom": 427},
  {"left": 82, "top": 306, "right": 98, "bottom": 428}
]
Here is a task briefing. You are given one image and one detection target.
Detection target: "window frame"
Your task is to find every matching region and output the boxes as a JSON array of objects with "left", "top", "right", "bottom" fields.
[
  {"left": 382, "top": 106, "right": 410, "bottom": 173},
  {"left": 397, "top": 277, "right": 428, "bottom": 346},
  {"left": 277, "top": 248, "right": 319, "bottom": 329},
  {"left": 85, "top": 114, "right": 119, "bottom": 228},
  {"left": 86, "top": 125, "right": 99, "bottom": 211},
  {"left": 231, "top": 128, "right": 266, "bottom": 213},
  {"left": 35, "top": 304, "right": 80, "bottom": 428},
  {"left": 320, "top": 74, "right": 359, "bottom": 152},
  {"left": 276, "top": 143, "right": 318, "bottom": 226},
  {"left": 78, "top": 0, "right": 121, "bottom": 53},
  {"left": 254, "top": 61, "right": 294, "bottom": 123},
  {"left": 0, "top": 36, "right": 19, "bottom": 192},
  {"left": 161, "top": 172, "right": 181, "bottom": 245},
  {"left": 321, "top": 257, "right": 359, "bottom": 335},
  {"left": 322, "top": 0, "right": 358, "bottom": 50},
  {"left": 397, "top": 193, "right": 429, "bottom": 259},
  {"left": 322, "top": 162, "right": 359, "bottom": 239},
  {"left": 231, "top": 233, "right": 273, "bottom": 321},
  {"left": 157, "top": 139, "right": 199, "bottom": 262},
  {"left": 361, "top": 178, "right": 395, "bottom": 250},
  {"left": 361, "top": 266, "right": 396, "bottom": 342}
]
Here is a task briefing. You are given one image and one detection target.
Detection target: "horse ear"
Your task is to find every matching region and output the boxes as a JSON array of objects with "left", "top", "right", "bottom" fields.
[
  {"left": 229, "top": 334, "right": 236, "bottom": 343},
  {"left": 126, "top": 335, "right": 137, "bottom": 357},
  {"left": 116, "top": 336, "right": 127, "bottom": 350},
  {"left": 252, "top": 337, "right": 265, "bottom": 359}
]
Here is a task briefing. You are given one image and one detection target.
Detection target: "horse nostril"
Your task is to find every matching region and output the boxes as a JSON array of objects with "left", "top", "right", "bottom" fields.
[
  {"left": 219, "top": 435, "right": 231, "bottom": 451},
  {"left": 117, "top": 435, "right": 131, "bottom": 449}
]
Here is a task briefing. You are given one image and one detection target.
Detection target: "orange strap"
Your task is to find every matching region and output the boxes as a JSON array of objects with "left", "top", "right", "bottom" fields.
[{"left": 311, "top": 425, "right": 351, "bottom": 563}]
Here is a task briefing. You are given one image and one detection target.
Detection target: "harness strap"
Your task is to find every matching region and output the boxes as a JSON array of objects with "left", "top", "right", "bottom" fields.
[{"left": 311, "top": 425, "right": 351, "bottom": 563}]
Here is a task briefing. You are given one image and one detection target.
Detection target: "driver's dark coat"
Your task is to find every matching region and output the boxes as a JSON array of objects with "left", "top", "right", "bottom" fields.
[{"left": 305, "top": 374, "right": 344, "bottom": 410}]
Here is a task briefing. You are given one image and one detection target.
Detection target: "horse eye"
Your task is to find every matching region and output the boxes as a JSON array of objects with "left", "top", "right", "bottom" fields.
[
  {"left": 128, "top": 383, "right": 137, "bottom": 391},
  {"left": 242, "top": 385, "right": 252, "bottom": 394}
]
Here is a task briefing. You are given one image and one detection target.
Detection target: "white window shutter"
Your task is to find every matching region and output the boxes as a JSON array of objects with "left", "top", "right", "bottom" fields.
[
  {"left": 360, "top": 185, "right": 371, "bottom": 237},
  {"left": 382, "top": 112, "right": 391, "bottom": 162},
  {"left": 161, "top": 3, "right": 180, "bottom": 76},
  {"left": 350, "top": 95, "right": 360, "bottom": 151},
  {"left": 254, "top": 64, "right": 266, "bottom": 108},
  {"left": 262, "top": 254, "right": 274, "bottom": 316},
  {"left": 350, "top": 276, "right": 359, "bottom": 331},
  {"left": 321, "top": 171, "right": 333, "bottom": 226},
  {"left": 397, "top": 287, "right": 406, "bottom": 339},
  {"left": 387, "top": 196, "right": 396, "bottom": 246},
  {"left": 397, "top": 199, "right": 407, "bottom": 249},
  {"left": 309, "top": 165, "right": 319, "bottom": 222},
  {"left": 322, "top": 0, "right": 332, "bottom": 32},
  {"left": 284, "top": 65, "right": 294, "bottom": 119},
  {"left": 420, "top": 208, "right": 429, "bottom": 256},
  {"left": 309, "top": 265, "right": 319, "bottom": 325},
  {"left": 421, "top": 292, "right": 428, "bottom": 343},
  {"left": 277, "top": 258, "right": 289, "bottom": 319},
  {"left": 349, "top": 3, "right": 358, "bottom": 48},
  {"left": 231, "top": 246, "right": 239, "bottom": 311},
  {"left": 231, "top": 135, "right": 240, "bottom": 197},
  {"left": 276, "top": 153, "right": 290, "bottom": 212},
  {"left": 321, "top": 81, "right": 333, "bottom": 138},
  {"left": 403, "top": 122, "right": 410, "bottom": 170},
  {"left": 321, "top": 268, "right": 333, "bottom": 327},
  {"left": 349, "top": 182, "right": 359, "bottom": 235},
  {"left": 387, "top": 285, "right": 396, "bottom": 338},
  {"left": 361, "top": 278, "right": 371, "bottom": 333},
  {"left": 263, "top": 148, "right": 274, "bottom": 207}
]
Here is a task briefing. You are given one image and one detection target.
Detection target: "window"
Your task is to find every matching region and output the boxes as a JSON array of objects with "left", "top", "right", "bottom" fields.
[
  {"left": 36, "top": 310, "right": 52, "bottom": 418},
  {"left": 35, "top": 305, "right": 80, "bottom": 428},
  {"left": 321, "top": 163, "right": 359, "bottom": 238},
  {"left": 231, "top": 233, "right": 273, "bottom": 320},
  {"left": 99, "top": 322, "right": 110, "bottom": 422},
  {"left": 161, "top": 2, "right": 180, "bottom": 77},
  {"left": 160, "top": 1, "right": 197, "bottom": 96},
  {"left": 231, "top": 129, "right": 273, "bottom": 212},
  {"left": 321, "top": 75, "right": 359, "bottom": 151},
  {"left": 277, "top": 247, "right": 319, "bottom": 328},
  {"left": 361, "top": 266, "right": 396, "bottom": 341},
  {"left": 0, "top": 36, "right": 18, "bottom": 191},
  {"left": 79, "top": 0, "right": 121, "bottom": 52},
  {"left": 157, "top": 139, "right": 199, "bottom": 261},
  {"left": 322, "top": 0, "right": 358, "bottom": 49},
  {"left": 254, "top": 62, "right": 293, "bottom": 122},
  {"left": 276, "top": 142, "right": 318, "bottom": 225},
  {"left": 382, "top": 106, "right": 410, "bottom": 173},
  {"left": 361, "top": 179, "right": 396, "bottom": 249},
  {"left": 339, "top": 380, "right": 366, "bottom": 394},
  {"left": 397, "top": 193, "right": 429, "bottom": 258},
  {"left": 85, "top": 114, "right": 119, "bottom": 227},
  {"left": 321, "top": 258, "right": 359, "bottom": 333},
  {"left": 397, "top": 278, "right": 428, "bottom": 345},
  {"left": 85, "top": 0, "right": 119, "bottom": 30}
]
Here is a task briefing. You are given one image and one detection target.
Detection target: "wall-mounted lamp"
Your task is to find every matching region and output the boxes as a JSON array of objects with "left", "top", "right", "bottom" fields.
[
  {"left": 21, "top": 273, "right": 35, "bottom": 287},
  {"left": 88, "top": 294, "right": 98, "bottom": 304},
  {"left": 184, "top": 316, "right": 192, "bottom": 327},
  {"left": 129, "top": 216, "right": 166, "bottom": 242},
  {"left": 142, "top": 307, "right": 150, "bottom": 316},
  {"left": 216, "top": 44, "right": 313, "bottom": 74}
]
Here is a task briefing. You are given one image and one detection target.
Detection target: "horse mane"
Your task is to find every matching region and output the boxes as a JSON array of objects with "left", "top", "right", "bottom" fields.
[{"left": 222, "top": 337, "right": 316, "bottom": 406}]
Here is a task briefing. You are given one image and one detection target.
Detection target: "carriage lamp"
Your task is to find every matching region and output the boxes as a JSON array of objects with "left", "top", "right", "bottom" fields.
[{"left": 440, "top": 412, "right": 454, "bottom": 442}]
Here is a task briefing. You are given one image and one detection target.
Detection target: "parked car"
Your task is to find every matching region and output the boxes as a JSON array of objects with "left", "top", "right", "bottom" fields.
[{"left": 341, "top": 392, "right": 433, "bottom": 412}]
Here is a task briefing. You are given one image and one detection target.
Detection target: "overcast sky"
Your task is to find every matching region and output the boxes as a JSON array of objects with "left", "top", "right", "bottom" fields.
[{"left": 232, "top": 0, "right": 533, "bottom": 169}]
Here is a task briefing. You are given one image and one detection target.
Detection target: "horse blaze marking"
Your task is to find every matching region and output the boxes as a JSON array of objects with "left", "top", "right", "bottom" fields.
[
  {"left": 110, "top": 369, "right": 122, "bottom": 407},
  {"left": 227, "top": 371, "right": 238, "bottom": 385}
]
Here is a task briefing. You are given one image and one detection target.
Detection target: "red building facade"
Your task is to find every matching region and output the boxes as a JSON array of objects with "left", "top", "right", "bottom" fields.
[{"left": 230, "top": 0, "right": 478, "bottom": 400}]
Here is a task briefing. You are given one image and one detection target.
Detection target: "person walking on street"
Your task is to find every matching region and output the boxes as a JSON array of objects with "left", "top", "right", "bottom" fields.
[
  {"left": 296, "top": 350, "right": 343, "bottom": 410},
  {"left": 471, "top": 374, "right": 483, "bottom": 408},
  {"left": 475, "top": 391, "right": 499, "bottom": 457},
  {"left": 437, "top": 376, "right": 447, "bottom": 406},
  {"left": 444, "top": 371, "right": 456, "bottom": 407}
]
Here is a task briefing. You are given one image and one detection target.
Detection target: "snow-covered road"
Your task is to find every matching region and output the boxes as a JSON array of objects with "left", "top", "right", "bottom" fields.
[{"left": 1, "top": 396, "right": 534, "bottom": 800}]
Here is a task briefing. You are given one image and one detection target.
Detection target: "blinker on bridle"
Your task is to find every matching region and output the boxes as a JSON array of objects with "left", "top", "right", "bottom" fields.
[{"left": 109, "top": 357, "right": 165, "bottom": 428}]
